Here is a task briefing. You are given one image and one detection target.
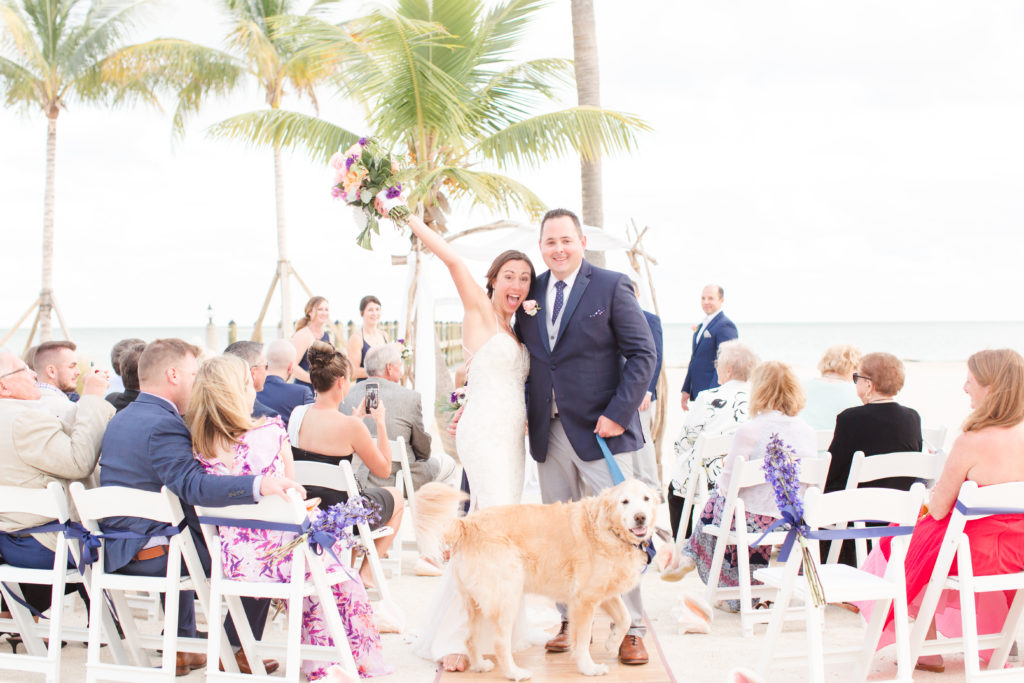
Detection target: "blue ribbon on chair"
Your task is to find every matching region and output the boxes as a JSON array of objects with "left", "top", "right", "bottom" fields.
[
  {"left": 955, "top": 501, "right": 1024, "bottom": 517},
  {"left": 196, "top": 516, "right": 345, "bottom": 569},
  {"left": 596, "top": 436, "right": 656, "bottom": 567},
  {"left": 749, "top": 507, "right": 915, "bottom": 562}
]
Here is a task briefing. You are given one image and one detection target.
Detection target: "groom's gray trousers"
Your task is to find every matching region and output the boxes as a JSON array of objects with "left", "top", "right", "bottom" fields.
[{"left": 536, "top": 416, "right": 646, "bottom": 637}]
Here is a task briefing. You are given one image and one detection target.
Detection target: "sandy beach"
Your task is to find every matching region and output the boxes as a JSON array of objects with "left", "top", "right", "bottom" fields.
[{"left": 0, "top": 365, "right": 982, "bottom": 682}]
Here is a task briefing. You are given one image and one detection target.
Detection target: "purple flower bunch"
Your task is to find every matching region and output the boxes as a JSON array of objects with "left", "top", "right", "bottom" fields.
[
  {"left": 313, "top": 498, "right": 381, "bottom": 549},
  {"left": 762, "top": 432, "right": 803, "bottom": 521}
]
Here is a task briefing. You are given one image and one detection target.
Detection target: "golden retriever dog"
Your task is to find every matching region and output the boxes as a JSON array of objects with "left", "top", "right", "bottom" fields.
[{"left": 415, "top": 479, "right": 658, "bottom": 680}]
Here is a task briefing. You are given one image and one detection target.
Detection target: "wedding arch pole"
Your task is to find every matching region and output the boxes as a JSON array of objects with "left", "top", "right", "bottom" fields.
[{"left": 572, "top": 0, "right": 606, "bottom": 267}]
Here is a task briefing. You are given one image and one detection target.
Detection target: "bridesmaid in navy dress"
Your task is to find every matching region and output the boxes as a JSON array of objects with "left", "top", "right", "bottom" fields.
[
  {"left": 291, "top": 296, "right": 335, "bottom": 391},
  {"left": 346, "top": 295, "right": 390, "bottom": 383}
]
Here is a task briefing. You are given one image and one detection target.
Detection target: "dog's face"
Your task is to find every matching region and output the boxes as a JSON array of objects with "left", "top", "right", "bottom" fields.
[{"left": 601, "top": 479, "right": 658, "bottom": 542}]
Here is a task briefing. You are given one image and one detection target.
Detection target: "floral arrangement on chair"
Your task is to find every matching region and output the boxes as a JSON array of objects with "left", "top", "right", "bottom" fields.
[{"left": 264, "top": 498, "right": 381, "bottom": 564}]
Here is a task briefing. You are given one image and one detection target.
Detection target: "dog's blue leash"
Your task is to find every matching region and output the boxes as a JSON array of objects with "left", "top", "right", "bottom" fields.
[{"left": 596, "top": 435, "right": 656, "bottom": 566}]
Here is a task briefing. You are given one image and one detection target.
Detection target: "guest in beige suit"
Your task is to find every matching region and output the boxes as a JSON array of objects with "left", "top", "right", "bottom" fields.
[{"left": 0, "top": 350, "right": 113, "bottom": 615}]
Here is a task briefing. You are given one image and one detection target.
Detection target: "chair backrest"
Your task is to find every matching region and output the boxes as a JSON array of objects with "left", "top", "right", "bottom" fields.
[
  {"left": 692, "top": 431, "right": 734, "bottom": 465},
  {"left": 195, "top": 489, "right": 307, "bottom": 527},
  {"left": 845, "top": 450, "right": 945, "bottom": 490},
  {"left": 729, "top": 451, "right": 832, "bottom": 493},
  {"left": 292, "top": 459, "right": 355, "bottom": 493},
  {"left": 922, "top": 425, "right": 947, "bottom": 453},
  {"left": 803, "top": 483, "right": 927, "bottom": 531},
  {"left": 953, "top": 480, "right": 1024, "bottom": 522},
  {"left": 390, "top": 436, "right": 409, "bottom": 464},
  {"left": 69, "top": 484, "right": 184, "bottom": 529},
  {"left": 0, "top": 481, "right": 69, "bottom": 522}
]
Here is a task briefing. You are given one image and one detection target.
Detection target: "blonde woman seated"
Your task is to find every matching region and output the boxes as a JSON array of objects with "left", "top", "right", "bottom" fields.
[
  {"left": 799, "top": 344, "right": 862, "bottom": 431},
  {"left": 666, "top": 361, "right": 816, "bottom": 613},
  {"left": 187, "top": 355, "right": 392, "bottom": 680},
  {"left": 667, "top": 340, "right": 759, "bottom": 539},
  {"left": 288, "top": 341, "right": 404, "bottom": 588}
]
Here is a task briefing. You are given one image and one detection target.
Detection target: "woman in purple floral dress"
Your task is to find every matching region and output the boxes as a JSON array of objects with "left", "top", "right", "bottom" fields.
[{"left": 187, "top": 355, "right": 393, "bottom": 681}]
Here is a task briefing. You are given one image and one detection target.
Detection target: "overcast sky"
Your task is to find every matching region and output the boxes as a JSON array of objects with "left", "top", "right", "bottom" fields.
[{"left": 2, "top": 0, "right": 1022, "bottom": 330}]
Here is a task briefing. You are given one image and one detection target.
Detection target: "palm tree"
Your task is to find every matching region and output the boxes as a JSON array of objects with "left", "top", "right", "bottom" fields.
[
  {"left": 162, "top": 0, "right": 349, "bottom": 340},
  {"left": 0, "top": 0, "right": 236, "bottom": 345},
  {"left": 570, "top": 0, "right": 605, "bottom": 265},
  {"left": 209, "top": 0, "right": 648, "bottom": 389}
]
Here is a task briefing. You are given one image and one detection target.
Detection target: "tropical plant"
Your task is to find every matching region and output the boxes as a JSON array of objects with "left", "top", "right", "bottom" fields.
[
  {"left": 209, "top": 0, "right": 650, "bottom": 236},
  {"left": 0, "top": 0, "right": 234, "bottom": 344}
]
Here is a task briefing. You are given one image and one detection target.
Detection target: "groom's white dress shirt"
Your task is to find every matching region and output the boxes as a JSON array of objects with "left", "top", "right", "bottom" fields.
[{"left": 695, "top": 309, "right": 722, "bottom": 342}]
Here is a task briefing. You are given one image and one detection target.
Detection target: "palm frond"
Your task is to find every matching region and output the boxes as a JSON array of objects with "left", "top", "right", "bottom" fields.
[
  {"left": 475, "top": 105, "right": 651, "bottom": 167},
  {"left": 411, "top": 165, "right": 547, "bottom": 219},
  {"left": 62, "top": 0, "right": 149, "bottom": 80},
  {"left": 0, "top": 1, "right": 46, "bottom": 77},
  {"left": 466, "top": 57, "right": 573, "bottom": 131},
  {"left": 207, "top": 108, "right": 362, "bottom": 162}
]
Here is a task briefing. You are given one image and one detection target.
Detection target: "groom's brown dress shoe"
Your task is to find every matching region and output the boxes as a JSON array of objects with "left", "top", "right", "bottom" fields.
[
  {"left": 175, "top": 651, "right": 207, "bottom": 676},
  {"left": 219, "top": 650, "right": 280, "bottom": 674},
  {"left": 618, "top": 635, "right": 649, "bottom": 665},
  {"left": 545, "top": 621, "right": 570, "bottom": 653}
]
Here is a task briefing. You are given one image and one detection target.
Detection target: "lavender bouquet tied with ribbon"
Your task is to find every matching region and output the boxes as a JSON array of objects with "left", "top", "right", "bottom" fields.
[
  {"left": 263, "top": 498, "right": 381, "bottom": 564},
  {"left": 762, "top": 432, "right": 825, "bottom": 606},
  {"left": 329, "top": 137, "right": 411, "bottom": 250}
]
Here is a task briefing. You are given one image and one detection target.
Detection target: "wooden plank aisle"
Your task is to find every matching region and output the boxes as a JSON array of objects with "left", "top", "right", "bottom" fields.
[{"left": 435, "top": 616, "right": 675, "bottom": 682}]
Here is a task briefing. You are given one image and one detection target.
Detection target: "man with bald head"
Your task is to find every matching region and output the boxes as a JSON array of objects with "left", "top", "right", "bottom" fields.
[
  {"left": 256, "top": 338, "right": 313, "bottom": 428},
  {"left": 0, "top": 349, "right": 112, "bottom": 613},
  {"left": 680, "top": 284, "right": 739, "bottom": 411}
]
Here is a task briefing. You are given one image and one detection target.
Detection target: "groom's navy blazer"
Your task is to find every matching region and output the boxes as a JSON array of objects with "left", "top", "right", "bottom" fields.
[
  {"left": 99, "top": 392, "right": 258, "bottom": 572},
  {"left": 516, "top": 260, "right": 656, "bottom": 463},
  {"left": 681, "top": 311, "right": 739, "bottom": 400}
]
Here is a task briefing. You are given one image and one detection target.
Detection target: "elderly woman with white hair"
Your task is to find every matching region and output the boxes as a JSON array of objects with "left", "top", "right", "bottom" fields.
[
  {"left": 799, "top": 344, "right": 862, "bottom": 431},
  {"left": 667, "top": 340, "right": 760, "bottom": 540}
]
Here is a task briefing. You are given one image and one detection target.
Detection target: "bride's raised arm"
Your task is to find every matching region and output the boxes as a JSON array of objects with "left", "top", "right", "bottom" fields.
[{"left": 406, "top": 214, "right": 495, "bottom": 347}]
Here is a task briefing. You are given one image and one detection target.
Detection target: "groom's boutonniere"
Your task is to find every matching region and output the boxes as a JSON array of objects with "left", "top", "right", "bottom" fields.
[{"left": 522, "top": 300, "right": 540, "bottom": 317}]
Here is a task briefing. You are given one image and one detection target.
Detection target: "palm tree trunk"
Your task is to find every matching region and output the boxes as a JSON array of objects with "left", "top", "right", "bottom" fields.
[
  {"left": 571, "top": 0, "right": 605, "bottom": 266},
  {"left": 39, "top": 114, "right": 58, "bottom": 341},
  {"left": 274, "top": 143, "right": 292, "bottom": 337}
]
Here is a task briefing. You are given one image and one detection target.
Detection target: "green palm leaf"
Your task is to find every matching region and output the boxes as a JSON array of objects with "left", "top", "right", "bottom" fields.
[{"left": 208, "top": 107, "right": 362, "bottom": 161}]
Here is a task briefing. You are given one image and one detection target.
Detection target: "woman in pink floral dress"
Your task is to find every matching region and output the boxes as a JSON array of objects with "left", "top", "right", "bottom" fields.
[{"left": 187, "top": 355, "right": 392, "bottom": 681}]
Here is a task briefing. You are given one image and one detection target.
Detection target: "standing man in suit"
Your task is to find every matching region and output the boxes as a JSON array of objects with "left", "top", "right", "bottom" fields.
[
  {"left": 256, "top": 339, "right": 313, "bottom": 428},
  {"left": 515, "top": 209, "right": 657, "bottom": 666},
  {"left": 100, "top": 339, "right": 300, "bottom": 675},
  {"left": 680, "top": 284, "right": 739, "bottom": 411},
  {"left": 631, "top": 282, "right": 664, "bottom": 490}
]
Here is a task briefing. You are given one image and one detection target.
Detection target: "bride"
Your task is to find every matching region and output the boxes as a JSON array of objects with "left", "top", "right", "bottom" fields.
[{"left": 404, "top": 213, "right": 537, "bottom": 670}]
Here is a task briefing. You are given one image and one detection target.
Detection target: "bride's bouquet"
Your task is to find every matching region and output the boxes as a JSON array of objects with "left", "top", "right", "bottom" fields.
[{"left": 330, "top": 137, "right": 411, "bottom": 249}]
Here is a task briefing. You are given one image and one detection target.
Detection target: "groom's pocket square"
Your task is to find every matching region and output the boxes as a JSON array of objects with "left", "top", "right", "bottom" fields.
[
  {"left": 588, "top": 307, "right": 607, "bottom": 318},
  {"left": 703, "top": 330, "right": 712, "bottom": 338}
]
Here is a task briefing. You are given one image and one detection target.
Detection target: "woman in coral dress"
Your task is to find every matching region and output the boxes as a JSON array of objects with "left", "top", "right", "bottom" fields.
[
  {"left": 187, "top": 355, "right": 393, "bottom": 681},
  {"left": 860, "top": 348, "right": 1024, "bottom": 673}
]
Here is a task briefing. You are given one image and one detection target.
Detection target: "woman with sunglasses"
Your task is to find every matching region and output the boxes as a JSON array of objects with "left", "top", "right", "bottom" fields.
[{"left": 822, "top": 351, "right": 923, "bottom": 566}]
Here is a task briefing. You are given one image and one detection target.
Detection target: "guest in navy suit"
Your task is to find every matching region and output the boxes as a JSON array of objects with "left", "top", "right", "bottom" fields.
[
  {"left": 100, "top": 339, "right": 301, "bottom": 675},
  {"left": 256, "top": 339, "right": 313, "bottom": 428},
  {"left": 680, "top": 284, "right": 739, "bottom": 411},
  {"left": 224, "top": 341, "right": 279, "bottom": 420},
  {"left": 515, "top": 209, "right": 656, "bottom": 665}
]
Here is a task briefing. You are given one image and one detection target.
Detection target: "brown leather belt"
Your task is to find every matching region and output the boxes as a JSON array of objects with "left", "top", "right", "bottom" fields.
[{"left": 134, "top": 545, "right": 168, "bottom": 562}]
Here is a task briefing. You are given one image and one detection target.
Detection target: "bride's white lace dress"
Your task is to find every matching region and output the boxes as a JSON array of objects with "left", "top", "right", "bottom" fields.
[{"left": 413, "top": 331, "right": 554, "bottom": 661}]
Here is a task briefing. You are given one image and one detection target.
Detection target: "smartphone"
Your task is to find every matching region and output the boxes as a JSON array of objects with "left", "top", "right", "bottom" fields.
[{"left": 365, "top": 382, "right": 380, "bottom": 410}]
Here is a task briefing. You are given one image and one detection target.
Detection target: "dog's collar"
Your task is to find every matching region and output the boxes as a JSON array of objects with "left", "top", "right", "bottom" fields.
[{"left": 610, "top": 526, "right": 656, "bottom": 566}]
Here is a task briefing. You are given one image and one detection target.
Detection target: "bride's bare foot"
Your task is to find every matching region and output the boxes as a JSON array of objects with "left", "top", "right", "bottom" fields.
[{"left": 441, "top": 654, "right": 468, "bottom": 672}]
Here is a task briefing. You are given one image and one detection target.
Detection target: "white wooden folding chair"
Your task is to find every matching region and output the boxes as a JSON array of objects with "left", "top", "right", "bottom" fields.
[
  {"left": 703, "top": 452, "right": 832, "bottom": 636},
  {"left": 0, "top": 482, "right": 126, "bottom": 681},
  {"left": 674, "top": 431, "right": 734, "bottom": 543},
  {"left": 196, "top": 490, "right": 360, "bottom": 682},
  {"left": 69, "top": 483, "right": 238, "bottom": 682},
  {"left": 389, "top": 436, "right": 419, "bottom": 563},
  {"left": 755, "top": 484, "right": 926, "bottom": 683},
  {"left": 909, "top": 480, "right": 1024, "bottom": 680},
  {"left": 291, "top": 458, "right": 395, "bottom": 602},
  {"left": 825, "top": 449, "right": 945, "bottom": 565}
]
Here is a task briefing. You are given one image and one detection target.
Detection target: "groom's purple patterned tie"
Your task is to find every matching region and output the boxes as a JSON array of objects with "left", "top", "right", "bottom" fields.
[{"left": 551, "top": 280, "right": 567, "bottom": 324}]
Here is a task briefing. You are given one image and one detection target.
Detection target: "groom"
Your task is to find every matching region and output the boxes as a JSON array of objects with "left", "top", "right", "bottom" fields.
[{"left": 515, "top": 209, "right": 657, "bottom": 665}]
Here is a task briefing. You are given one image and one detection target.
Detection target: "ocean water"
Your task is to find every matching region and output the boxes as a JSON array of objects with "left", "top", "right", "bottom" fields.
[{"left": 2, "top": 321, "right": 1021, "bottom": 369}]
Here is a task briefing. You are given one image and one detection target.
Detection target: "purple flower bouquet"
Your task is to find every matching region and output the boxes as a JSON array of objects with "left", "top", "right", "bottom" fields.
[
  {"left": 263, "top": 498, "right": 381, "bottom": 565},
  {"left": 329, "top": 137, "right": 411, "bottom": 249}
]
